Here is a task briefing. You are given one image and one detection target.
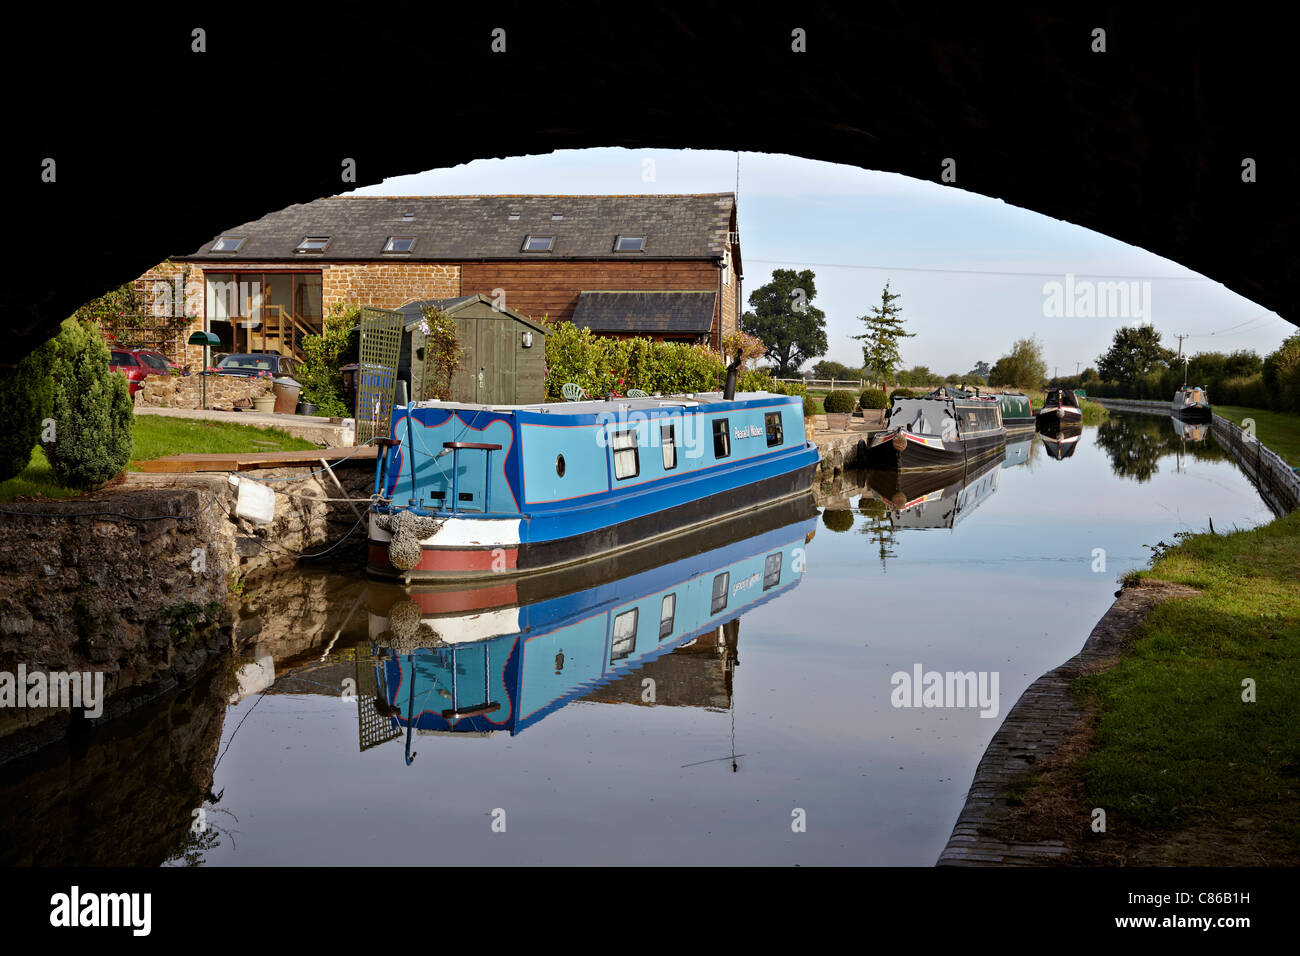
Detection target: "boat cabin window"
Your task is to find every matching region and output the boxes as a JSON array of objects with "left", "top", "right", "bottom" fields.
[
  {"left": 765, "top": 411, "right": 783, "bottom": 447},
  {"left": 612, "top": 429, "right": 639, "bottom": 480},
  {"left": 611, "top": 608, "right": 638, "bottom": 661},
  {"left": 659, "top": 594, "right": 676, "bottom": 640},
  {"left": 661, "top": 424, "right": 677, "bottom": 470},
  {"left": 711, "top": 572, "right": 730, "bottom": 614},
  {"left": 713, "top": 419, "right": 731, "bottom": 459},
  {"left": 763, "top": 552, "right": 782, "bottom": 590}
]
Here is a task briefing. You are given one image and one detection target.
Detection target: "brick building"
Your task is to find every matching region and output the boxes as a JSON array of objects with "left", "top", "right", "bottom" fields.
[{"left": 136, "top": 193, "right": 742, "bottom": 367}]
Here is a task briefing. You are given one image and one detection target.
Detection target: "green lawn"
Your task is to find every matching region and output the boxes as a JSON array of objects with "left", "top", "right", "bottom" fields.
[
  {"left": 1075, "top": 510, "right": 1300, "bottom": 856},
  {"left": 125, "top": 416, "right": 317, "bottom": 467},
  {"left": 1213, "top": 405, "right": 1300, "bottom": 467},
  {"left": 0, "top": 415, "right": 318, "bottom": 501}
]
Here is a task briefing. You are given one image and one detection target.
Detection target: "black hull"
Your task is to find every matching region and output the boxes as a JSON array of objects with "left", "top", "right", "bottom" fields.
[
  {"left": 1172, "top": 405, "right": 1212, "bottom": 422},
  {"left": 1036, "top": 407, "right": 1083, "bottom": 424},
  {"left": 1003, "top": 417, "right": 1036, "bottom": 431},
  {"left": 865, "top": 429, "right": 1006, "bottom": 471}
]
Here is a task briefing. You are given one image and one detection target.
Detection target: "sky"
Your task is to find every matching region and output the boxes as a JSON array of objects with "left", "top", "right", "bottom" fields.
[{"left": 348, "top": 148, "right": 1293, "bottom": 377}]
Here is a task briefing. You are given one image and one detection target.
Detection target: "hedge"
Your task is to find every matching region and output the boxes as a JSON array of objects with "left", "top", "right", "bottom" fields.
[
  {"left": 859, "top": 388, "right": 889, "bottom": 410},
  {"left": 0, "top": 337, "right": 55, "bottom": 482}
]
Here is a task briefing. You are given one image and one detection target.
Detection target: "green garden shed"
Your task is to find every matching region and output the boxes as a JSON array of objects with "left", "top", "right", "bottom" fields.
[{"left": 396, "top": 295, "right": 548, "bottom": 405}]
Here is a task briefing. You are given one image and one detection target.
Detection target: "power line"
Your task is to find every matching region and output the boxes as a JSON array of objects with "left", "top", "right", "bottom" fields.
[{"left": 746, "top": 257, "right": 1212, "bottom": 281}]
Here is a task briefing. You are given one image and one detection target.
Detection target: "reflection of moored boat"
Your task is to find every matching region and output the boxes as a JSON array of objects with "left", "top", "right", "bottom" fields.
[
  {"left": 865, "top": 387, "right": 1006, "bottom": 471},
  {"left": 1003, "top": 434, "right": 1032, "bottom": 468},
  {"left": 365, "top": 509, "right": 816, "bottom": 742},
  {"left": 1170, "top": 415, "right": 1208, "bottom": 442},
  {"left": 1172, "top": 385, "right": 1211, "bottom": 421},
  {"left": 1039, "top": 423, "right": 1083, "bottom": 460},
  {"left": 367, "top": 392, "right": 819, "bottom": 581},
  {"left": 863, "top": 453, "right": 1002, "bottom": 529},
  {"left": 1037, "top": 387, "right": 1082, "bottom": 424}
]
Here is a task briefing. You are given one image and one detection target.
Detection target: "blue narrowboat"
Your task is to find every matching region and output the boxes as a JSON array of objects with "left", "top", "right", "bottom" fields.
[
  {"left": 367, "top": 391, "right": 819, "bottom": 580},
  {"left": 365, "top": 511, "right": 816, "bottom": 745}
]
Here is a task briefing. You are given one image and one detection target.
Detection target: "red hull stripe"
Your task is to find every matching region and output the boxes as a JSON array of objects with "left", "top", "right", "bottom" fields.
[{"left": 368, "top": 543, "right": 519, "bottom": 573}]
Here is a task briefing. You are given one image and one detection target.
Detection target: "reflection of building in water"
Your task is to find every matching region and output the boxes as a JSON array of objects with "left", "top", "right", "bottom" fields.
[
  {"left": 364, "top": 516, "right": 813, "bottom": 753},
  {"left": 582, "top": 619, "right": 740, "bottom": 711}
]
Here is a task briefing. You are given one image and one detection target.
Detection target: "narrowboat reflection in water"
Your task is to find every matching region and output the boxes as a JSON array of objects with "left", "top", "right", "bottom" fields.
[
  {"left": 862, "top": 454, "right": 1002, "bottom": 530},
  {"left": 1004, "top": 433, "right": 1033, "bottom": 468},
  {"left": 1037, "top": 420, "right": 1083, "bottom": 460},
  {"left": 1171, "top": 415, "right": 1209, "bottom": 442},
  {"left": 362, "top": 500, "right": 818, "bottom": 754}
]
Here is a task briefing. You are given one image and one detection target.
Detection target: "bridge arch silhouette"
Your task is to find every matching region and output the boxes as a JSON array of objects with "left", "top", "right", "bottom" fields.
[{"left": 7, "top": 7, "right": 1295, "bottom": 358}]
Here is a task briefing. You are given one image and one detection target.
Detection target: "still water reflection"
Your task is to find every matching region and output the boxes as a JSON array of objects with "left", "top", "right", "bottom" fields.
[{"left": 0, "top": 413, "right": 1279, "bottom": 866}]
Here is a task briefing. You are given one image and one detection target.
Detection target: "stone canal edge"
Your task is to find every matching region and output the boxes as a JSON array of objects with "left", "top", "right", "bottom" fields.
[{"left": 936, "top": 580, "right": 1198, "bottom": 866}]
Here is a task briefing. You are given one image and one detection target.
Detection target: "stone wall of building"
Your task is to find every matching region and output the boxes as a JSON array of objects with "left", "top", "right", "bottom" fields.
[{"left": 320, "top": 262, "right": 460, "bottom": 311}]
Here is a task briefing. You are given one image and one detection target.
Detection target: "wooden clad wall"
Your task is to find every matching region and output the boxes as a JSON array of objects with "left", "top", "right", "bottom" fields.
[{"left": 460, "top": 260, "right": 721, "bottom": 328}]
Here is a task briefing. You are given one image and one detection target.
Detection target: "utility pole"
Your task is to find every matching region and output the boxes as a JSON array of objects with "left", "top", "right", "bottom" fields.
[{"left": 1175, "top": 333, "right": 1187, "bottom": 360}]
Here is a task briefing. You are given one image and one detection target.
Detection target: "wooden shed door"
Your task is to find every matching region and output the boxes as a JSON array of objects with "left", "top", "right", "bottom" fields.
[
  {"left": 450, "top": 315, "right": 478, "bottom": 402},
  {"left": 477, "top": 319, "right": 516, "bottom": 404}
]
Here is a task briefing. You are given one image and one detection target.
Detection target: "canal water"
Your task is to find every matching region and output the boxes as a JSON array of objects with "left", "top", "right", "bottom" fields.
[{"left": 0, "top": 412, "right": 1279, "bottom": 866}]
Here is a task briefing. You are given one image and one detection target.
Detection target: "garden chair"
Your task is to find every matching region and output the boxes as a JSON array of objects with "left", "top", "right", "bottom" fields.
[{"left": 561, "top": 382, "right": 588, "bottom": 402}]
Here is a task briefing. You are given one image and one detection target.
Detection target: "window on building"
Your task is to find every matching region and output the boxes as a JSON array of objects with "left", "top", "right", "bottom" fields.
[
  {"left": 611, "top": 609, "right": 638, "bottom": 661},
  {"left": 508, "top": 209, "right": 521, "bottom": 221},
  {"left": 612, "top": 429, "right": 639, "bottom": 480},
  {"left": 763, "top": 552, "right": 782, "bottom": 590},
  {"left": 661, "top": 424, "right": 677, "bottom": 470},
  {"left": 551, "top": 212, "right": 564, "bottom": 221},
  {"left": 296, "top": 236, "right": 331, "bottom": 253},
  {"left": 521, "top": 235, "right": 553, "bottom": 252},
  {"left": 713, "top": 418, "right": 731, "bottom": 459},
  {"left": 383, "top": 236, "right": 416, "bottom": 254},
  {"left": 614, "top": 235, "right": 645, "bottom": 252},
  {"left": 211, "top": 236, "right": 245, "bottom": 253},
  {"left": 659, "top": 594, "right": 676, "bottom": 640},
  {"left": 711, "top": 572, "right": 730, "bottom": 615},
  {"left": 765, "top": 411, "right": 783, "bottom": 447}
]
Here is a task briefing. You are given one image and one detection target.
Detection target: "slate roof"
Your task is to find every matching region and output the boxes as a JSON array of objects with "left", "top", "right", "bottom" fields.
[
  {"left": 571, "top": 290, "right": 717, "bottom": 333},
  {"left": 395, "top": 294, "right": 548, "bottom": 334},
  {"left": 179, "top": 194, "right": 737, "bottom": 262}
]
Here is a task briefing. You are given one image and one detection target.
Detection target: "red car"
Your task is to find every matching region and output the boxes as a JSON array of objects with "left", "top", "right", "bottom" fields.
[
  {"left": 108, "top": 348, "right": 149, "bottom": 396},
  {"left": 132, "top": 348, "right": 187, "bottom": 377},
  {"left": 108, "top": 348, "right": 180, "bottom": 396}
]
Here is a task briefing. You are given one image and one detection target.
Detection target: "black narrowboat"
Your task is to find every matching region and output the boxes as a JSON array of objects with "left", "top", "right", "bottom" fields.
[
  {"left": 865, "top": 387, "right": 1006, "bottom": 471},
  {"left": 1037, "top": 387, "right": 1083, "bottom": 424}
]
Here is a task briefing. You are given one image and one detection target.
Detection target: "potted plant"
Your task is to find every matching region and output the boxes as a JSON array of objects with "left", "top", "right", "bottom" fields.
[{"left": 823, "top": 389, "right": 857, "bottom": 430}]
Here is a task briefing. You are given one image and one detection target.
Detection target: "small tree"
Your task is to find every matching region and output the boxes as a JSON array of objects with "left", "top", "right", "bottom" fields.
[
  {"left": 853, "top": 281, "right": 915, "bottom": 386},
  {"left": 0, "top": 338, "right": 56, "bottom": 482},
  {"left": 45, "top": 318, "right": 134, "bottom": 490},
  {"left": 989, "top": 336, "right": 1048, "bottom": 388}
]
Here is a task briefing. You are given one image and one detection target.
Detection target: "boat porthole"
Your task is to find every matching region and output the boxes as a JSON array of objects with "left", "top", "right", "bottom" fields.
[{"left": 556, "top": 454, "right": 566, "bottom": 477}]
